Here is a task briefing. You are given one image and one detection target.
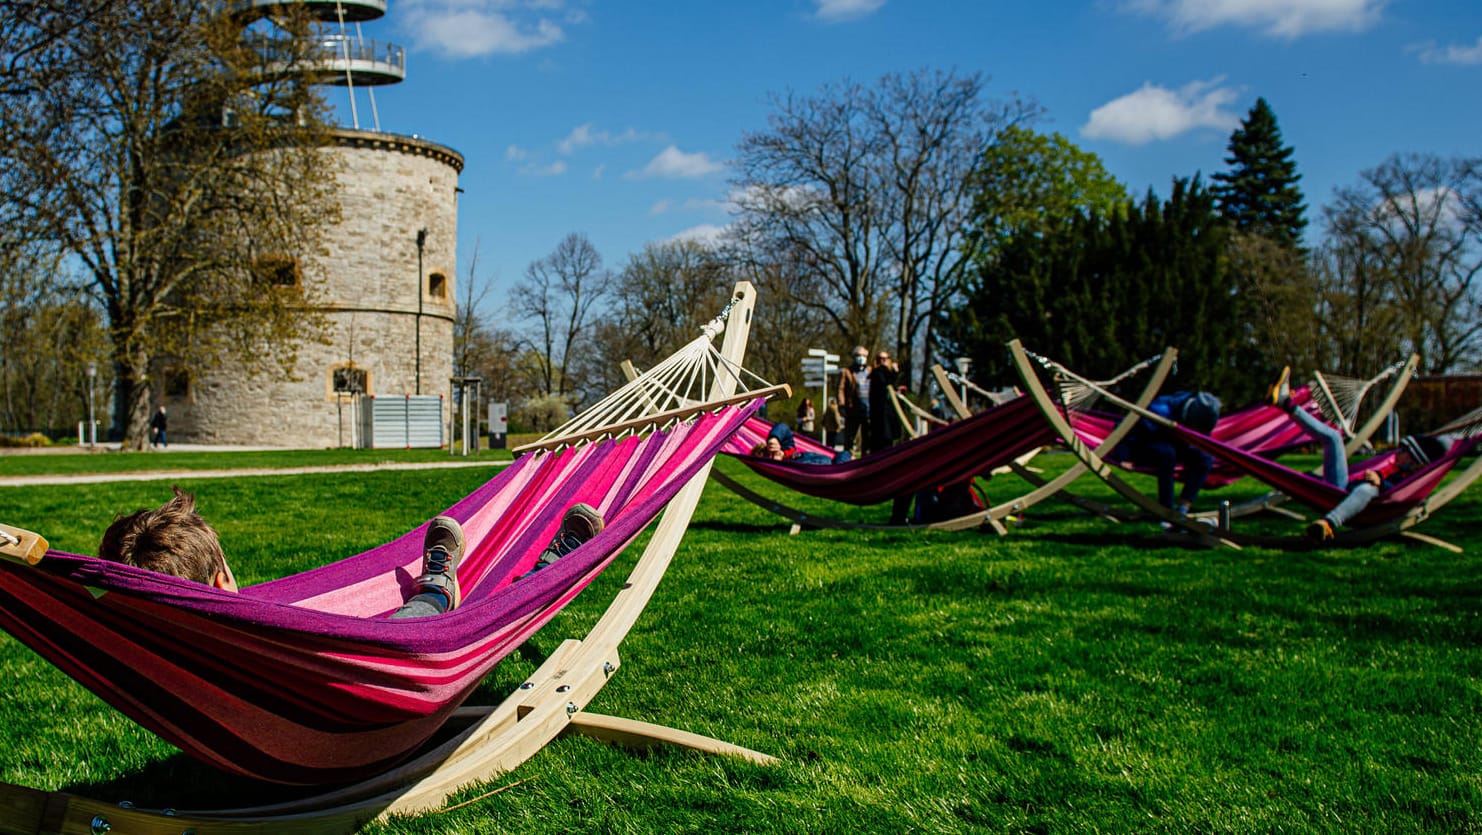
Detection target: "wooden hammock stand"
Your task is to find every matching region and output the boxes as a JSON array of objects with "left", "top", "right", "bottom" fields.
[
  {"left": 0, "top": 283, "right": 777, "bottom": 834},
  {"left": 964, "top": 352, "right": 1419, "bottom": 528},
  {"left": 1008, "top": 339, "right": 1482, "bottom": 551}
]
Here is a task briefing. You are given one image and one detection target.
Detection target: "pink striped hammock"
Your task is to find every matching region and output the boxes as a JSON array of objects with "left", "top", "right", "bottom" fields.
[
  {"left": 0, "top": 402, "right": 757, "bottom": 785},
  {"left": 720, "top": 396, "right": 1058, "bottom": 505},
  {"left": 1170, "top": 425, "right": 1482, "bottom": 525}
]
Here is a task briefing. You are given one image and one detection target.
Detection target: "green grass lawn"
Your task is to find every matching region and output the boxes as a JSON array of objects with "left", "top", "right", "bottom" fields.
[
  {"left": 0, "top": 446, "right": 514, "bottom": 477},
  {"left": 0, "top": 452, "right": 1478, "bottom": 833}
]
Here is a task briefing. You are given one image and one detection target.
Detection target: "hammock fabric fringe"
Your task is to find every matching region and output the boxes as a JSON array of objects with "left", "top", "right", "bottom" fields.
[{"left": 0, "top": 402, "right": 759, "bottom": 785}]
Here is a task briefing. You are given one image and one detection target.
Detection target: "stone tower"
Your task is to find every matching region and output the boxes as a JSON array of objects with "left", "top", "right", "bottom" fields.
[{"left": 169, "top": 0, "right": 462, "bottom": 447}]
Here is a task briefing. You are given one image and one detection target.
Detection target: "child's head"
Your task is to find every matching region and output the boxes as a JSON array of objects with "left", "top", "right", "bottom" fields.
[{"left": 99, "top": 487, "right": 234, "bottom": 590}]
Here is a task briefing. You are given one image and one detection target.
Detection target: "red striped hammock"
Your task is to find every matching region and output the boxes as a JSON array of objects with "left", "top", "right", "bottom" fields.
[
  {"left": 719, "top": 396, "right": 1057, "bottom": 505},
  {"left": 0, "top": 402, "right": 757, "bottom": 785}
]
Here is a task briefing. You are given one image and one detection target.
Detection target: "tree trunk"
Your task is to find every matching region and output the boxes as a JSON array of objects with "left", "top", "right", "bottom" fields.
[{"left": 111, "top": 356, "right": 153, "bottom": 450}]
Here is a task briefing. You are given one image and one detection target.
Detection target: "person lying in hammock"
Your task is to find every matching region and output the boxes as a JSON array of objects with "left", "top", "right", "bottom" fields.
[
  {"left": 750, "top": 422, "right": 852, "bottom": 465},
  {"left": 1112, "top": 389, "right": 1223, "bottom": 518},
  {"left": 1267, "top": 367, "right": 1448, "bottom": 542},
  {"left": 98, "top": 487, "right": 605, "bottom": 616}
]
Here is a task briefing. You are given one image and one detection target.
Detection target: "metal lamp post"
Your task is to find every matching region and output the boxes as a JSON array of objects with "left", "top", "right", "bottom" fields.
[
  {"left": 415, "top": 228, "right": 427, "bottom": 395},
  {"left": 954, "top": 357, "right": 971, "bottom": 406},
  {"left": 86, "top": 362, "right": 97, "bottom": 446}
]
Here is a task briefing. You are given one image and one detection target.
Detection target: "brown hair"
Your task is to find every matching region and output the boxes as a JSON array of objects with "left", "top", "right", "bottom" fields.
[{"left": 98, "top": 487, "right": 226, "bottom": 585}]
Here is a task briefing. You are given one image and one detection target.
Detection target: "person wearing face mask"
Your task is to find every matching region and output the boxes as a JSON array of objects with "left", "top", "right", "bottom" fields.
[
  {"left": 866, "top": 350, "right": 901, "bottom": 455},
  {"left": 837, "top": 345, "right": 871, "bottom": 456}
]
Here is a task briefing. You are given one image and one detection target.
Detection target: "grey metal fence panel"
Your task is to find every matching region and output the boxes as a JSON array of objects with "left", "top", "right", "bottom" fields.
[{"left": 359, "top": 395, "right": 444, "bottom": 449}]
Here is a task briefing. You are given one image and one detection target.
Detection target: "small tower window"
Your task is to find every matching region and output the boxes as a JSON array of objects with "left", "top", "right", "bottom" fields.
[
  {"left": 428, "top": 272, "right": 447, "bottom": 299},
  {"left": 255, "top": 255, "right": 302, "bottom": 288},
  {"left": 332, "top": 365, "right": 369, "bottom": 396}
]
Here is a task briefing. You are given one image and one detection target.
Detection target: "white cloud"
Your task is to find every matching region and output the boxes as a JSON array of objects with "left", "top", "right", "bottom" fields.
[
  {"left": 557, "top": 123, "right": 651, "bottom": 155},
  {"left": 813, "top": 0, "right": 886, "bottom": 23},
  {"left": 1413, "top": 36, "right": 1482, "bottom": 65},
  {"left": 629, "top": 146, "right": 725, "bottom": 179},
  {"left": 1081, "top": 78, "right": 1241, "bottom": 145},
  {"left": 400, "top": 2, "right": 574, "bottom": 58},
  {"left": 1124, "top": 0, "right": 1384, "bottom": 38},
  {"left": 518, "top": 159, "right": 567, "bottom": 177},
  {"left": 649, "top": 197, "right": 729, "bottom": 216},
  {"left": 666, "top": 224, "right": 729, "bottom": 246},
  {"left": 505, "top": 145, "right": 528, "bottom": 161}
]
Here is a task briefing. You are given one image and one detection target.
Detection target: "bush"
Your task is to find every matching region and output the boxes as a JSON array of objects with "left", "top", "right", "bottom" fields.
[
  {"left": 512, "top": 394, "right": 572, "bottom": 434},
  {"left": 0, "top": 432, "right": 52, "bottom": 448}
]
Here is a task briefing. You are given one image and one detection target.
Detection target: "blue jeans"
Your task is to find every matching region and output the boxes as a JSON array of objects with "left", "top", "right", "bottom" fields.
[{"left": 1290, "top": 406, "right": 1374, "bottom": 526}]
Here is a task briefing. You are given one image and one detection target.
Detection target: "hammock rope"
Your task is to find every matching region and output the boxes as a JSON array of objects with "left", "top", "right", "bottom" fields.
[{"left": 1311, "top": 357, "right": 1409, "bottom": 439}]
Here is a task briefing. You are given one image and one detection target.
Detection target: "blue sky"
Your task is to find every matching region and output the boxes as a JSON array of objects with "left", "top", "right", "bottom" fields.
[{"left": 320, "top": 0, "right": 1481, "bottom": 319}]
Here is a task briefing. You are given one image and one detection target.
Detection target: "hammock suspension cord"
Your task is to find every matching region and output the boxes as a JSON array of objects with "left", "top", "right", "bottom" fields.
[
  {"left": 523, "top": 293, "right": 776, "bottom": 451},
  {"left": 1046, "top": 352, "right": 1166, "bottom": 418}
]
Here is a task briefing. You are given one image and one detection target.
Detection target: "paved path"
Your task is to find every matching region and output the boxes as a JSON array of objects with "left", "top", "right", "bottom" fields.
[{"left": 0, "top": 458, "right": 511, "bottom": 487}]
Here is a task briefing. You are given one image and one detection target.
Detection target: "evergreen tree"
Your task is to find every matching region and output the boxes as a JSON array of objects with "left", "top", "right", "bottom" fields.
[
  {"left": 944, "top": 178, "right": 1247, "bottom": 397},
  {"left": 1212, "top": 98, "right": 1308, "bottom": 247}
]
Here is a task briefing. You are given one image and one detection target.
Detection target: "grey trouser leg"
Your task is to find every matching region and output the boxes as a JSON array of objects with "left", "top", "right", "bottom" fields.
[
  {"left": 1327, "top": 481, "right": 1379, "bottom": 527},
  {"left": 389, "top": 593, "right": 446, "bottom": 619}
]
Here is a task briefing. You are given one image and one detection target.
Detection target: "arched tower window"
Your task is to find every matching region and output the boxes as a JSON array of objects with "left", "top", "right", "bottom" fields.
[{"left": 428, "top": 271, "right": 447, "bottom": 299}]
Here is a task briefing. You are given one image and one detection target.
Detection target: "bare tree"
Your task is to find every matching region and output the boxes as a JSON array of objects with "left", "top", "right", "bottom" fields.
[
  {"left": 732, "top": 67, "right": 1036, "bottom": 389},
  {"left": 452, "top": 240, "right": 522, "bottom": 404},
  {"left": 0, "top": 1, "right": 340, "bottom": 446},
  {"left": 1321, "top": 153, "right": 1482, "bottom": 373},
  {"left": 511, "top": 232, "right": 613, "bottom": 403},
  {"left": 592, "top": 240, "right": 734, "bottom": 372},
  {"left": 871, "top": 69, "right": 1038, "bottom": 387}
]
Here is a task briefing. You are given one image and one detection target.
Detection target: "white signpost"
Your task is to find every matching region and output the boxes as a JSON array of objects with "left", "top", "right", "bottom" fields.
[{"left": 802, "top": 348, "right": 840, "bottom": 414}]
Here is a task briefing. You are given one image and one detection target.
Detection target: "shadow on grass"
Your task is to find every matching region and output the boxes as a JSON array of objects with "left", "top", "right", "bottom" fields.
[{"left": 687, "top": 519, "right": 802, "bottom": 535}]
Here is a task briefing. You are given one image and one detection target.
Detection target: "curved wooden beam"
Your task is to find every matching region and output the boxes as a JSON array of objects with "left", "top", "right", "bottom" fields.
[{"left": 1007, "top": 340, "right": 1238, "bottom": 549}]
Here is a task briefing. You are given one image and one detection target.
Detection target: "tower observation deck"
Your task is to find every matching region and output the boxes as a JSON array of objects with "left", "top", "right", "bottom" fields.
[{"left": 236, "top": 0, "right": 404, "bottom": 128}]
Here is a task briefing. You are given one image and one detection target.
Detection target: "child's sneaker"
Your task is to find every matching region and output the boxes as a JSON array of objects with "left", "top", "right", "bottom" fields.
[
  {"left": 1305, "top": 517, "right": 1334, "bottom": 543},
  {"left": 533, "top": 504, "right": 605, "bottom": 571},
  {"left": 1266, "top": 366, "right": 1292, "bottom": 411},
  {"left": 414, "top": 516, "right": 464, "bottom": 611}
]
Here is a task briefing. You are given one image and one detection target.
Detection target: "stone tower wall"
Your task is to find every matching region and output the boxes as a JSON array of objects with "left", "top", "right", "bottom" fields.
[{"left": 171, "top": 131, "right": 463, "bottom": 447}]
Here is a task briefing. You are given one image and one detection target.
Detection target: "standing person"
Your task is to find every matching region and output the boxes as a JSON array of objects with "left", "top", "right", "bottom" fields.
[
  {"left": 837, "top": 346, "right": 871, "bottom": 455},
  {"left": 821, "top": 397, "right": 844, "bottom": 449},
  {"left": 795, "top": 397, "right": 817, "bottom": 438},
  {"left": 866, "top": 350, "right": 901, "bottom": 454},
  {"left": 1267, "top": 367, "right": 1448, "bottom": 541},
  {"left": 150, "top": 406, "right": 169, "bottom": 448}
]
